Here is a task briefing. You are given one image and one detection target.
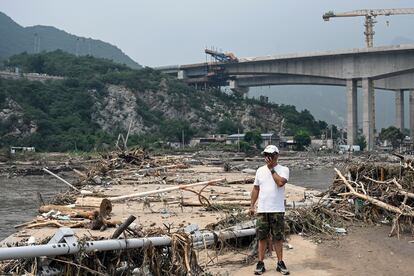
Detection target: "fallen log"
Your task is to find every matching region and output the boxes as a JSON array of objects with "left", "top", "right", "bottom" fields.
[
  {"left": 75, "top": 197, "right": 107, "bottom": 208},
  {"left": 14, "top": 219, "right": 45, "bottom": 229},
  {"left": 26, "top": 221, "right": 65, "bottom": 229},
  {"left": 111, "top": 215, "right": 136, "bottom": 239},
  {"left": 225, "top": 177, "right": 255, "bottom": 184},
  {"left": 39, "top": 205, "right": 97, "bottom": 219},
  {"left": 25, "top": 219, "right": 121, "bottom": 229},
  {"left": 108, "top": 178, "right": 225, "bottom": 202}
]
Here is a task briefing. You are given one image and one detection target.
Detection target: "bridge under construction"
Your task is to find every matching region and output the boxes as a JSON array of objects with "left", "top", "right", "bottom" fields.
[{"left": 156, "top": 45, "right": 414, "bottom": 151}]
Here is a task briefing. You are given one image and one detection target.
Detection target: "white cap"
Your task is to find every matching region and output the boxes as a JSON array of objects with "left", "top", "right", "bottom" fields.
[{"left": 262, "top": 145, "right": 279, "bottom": 154}]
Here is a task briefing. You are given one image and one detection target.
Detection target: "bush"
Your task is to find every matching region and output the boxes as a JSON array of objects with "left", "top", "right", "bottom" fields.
[{"left": 294, "top": 130, "right": 311, "bottom": 151}]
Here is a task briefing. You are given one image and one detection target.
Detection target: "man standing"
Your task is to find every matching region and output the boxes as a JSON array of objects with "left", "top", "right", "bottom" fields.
[{"left": 250, "top": 145, "right": 290, "bottom": 275}]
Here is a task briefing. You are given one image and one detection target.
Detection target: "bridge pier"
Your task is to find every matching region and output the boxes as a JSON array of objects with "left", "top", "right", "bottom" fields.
[
  {"left": 177, "top": 70, "right": 187, "bottom": 80},
  {"left": 229, "top": 80, "right": 249, "bottom": 96},
  {"left": 410, "top": 90, "right": 414, "bottom": 141},
  {"left": 346, "top": 79, "right": 358, "bottom": 147},
  {"left": 395, "top": 89, "right": 405, "bottom": 131},
  {"left": 362, "top": 78, "right": 375, "bottom": 151}
]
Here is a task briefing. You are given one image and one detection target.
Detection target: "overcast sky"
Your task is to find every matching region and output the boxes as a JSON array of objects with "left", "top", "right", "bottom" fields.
[{"left": 2, "top": 0, "right": 414, "bottom": 67}]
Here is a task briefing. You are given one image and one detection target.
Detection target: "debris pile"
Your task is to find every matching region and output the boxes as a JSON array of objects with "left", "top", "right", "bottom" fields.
[
  {"left": 75, "top": 148, "right": 189, "bottom": 186},
  {"left": 289, "top": 160, "right": 414, "bottom": 239},
  {"left": 0, "top": 229, "right": 203, "bottom": 275}
]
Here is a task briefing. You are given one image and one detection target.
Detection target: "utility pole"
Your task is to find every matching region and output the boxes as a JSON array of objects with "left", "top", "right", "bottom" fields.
[
  {"left": 237, "top": 128, "right": 240, "bottom": 152},
  {"left": 182, "top": 130, "right": 185, "bottom": 149},
  {"left": 76, "top": 38, "right": 80, "bottom": 57},
  {"left": 88, "top": 39, "right": 91, "bottom": 56},
  {"left": 33, "top": 33, "right": 40, "bottom": 53}
]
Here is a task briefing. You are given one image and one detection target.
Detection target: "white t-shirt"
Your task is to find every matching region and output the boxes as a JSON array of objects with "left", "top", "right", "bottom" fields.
[{"left": 253, "top": 164, "right": 289, "bottom": 213}]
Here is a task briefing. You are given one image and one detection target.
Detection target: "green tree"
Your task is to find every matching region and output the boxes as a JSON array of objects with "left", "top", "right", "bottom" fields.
[
  {"left": 244, "top": 130, "right": 262, "bottom": 149},
  {"left": 294, "top": 130, "right": 311, "bottom": 151},
  {"left": 217, "top": 118, "right": 243, "bottom": 134},
  {"left": 160, "top": 119, "right": 194, "bottom": 144},
  {"left": 379, "top": 126, "right": 404, "bottom": 148},
  {"left": 356, "top": 134, "right": 367, "bottom": 151}
]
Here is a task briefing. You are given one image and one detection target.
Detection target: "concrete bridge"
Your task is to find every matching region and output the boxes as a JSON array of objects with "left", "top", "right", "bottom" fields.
[
  {"left": 156, "top": 45, "right": 414, "bottom": 151},
  {"left": 0, "top": 71, "right": 64, "bottom": 82}
]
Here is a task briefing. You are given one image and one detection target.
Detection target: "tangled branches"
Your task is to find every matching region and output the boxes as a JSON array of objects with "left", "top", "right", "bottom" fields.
[{"left": 0, "top": 231, "right": 203, "bottom": 275}]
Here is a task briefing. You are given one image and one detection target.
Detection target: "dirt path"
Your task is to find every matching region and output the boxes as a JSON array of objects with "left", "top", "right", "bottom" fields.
[
  {"left": 317, "top": 224, "right": 414, "bottom": 276},
  {"left": 204, "top": 225, "right": 413, "bottom": 276}
]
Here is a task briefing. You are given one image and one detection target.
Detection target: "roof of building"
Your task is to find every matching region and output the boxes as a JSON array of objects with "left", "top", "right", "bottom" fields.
[{"left": 227, "top": 134, "right": 245, "bottom": 139}]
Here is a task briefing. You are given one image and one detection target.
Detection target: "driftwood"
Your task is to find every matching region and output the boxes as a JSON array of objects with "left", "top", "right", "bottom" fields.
[
  {"left": 75, "top": 197, "right": 112, "bottom": 208},
  {"left": 111, "top": 215, "right": 136, "bottom": 239},
  {"left": 25, "top": 219, "right": 121, "bottom": 229},
  {"left": 225, "top": 177, "right": 255, "bottom": 184},
  {"left": 181, "top": 200, "right": 251, "bottom": 207},
  {"left": 335, "top": 168, "right": 414, "bottom": 217},
  {"left": 43, "top": 168, "right": 80, "bottom": 192},
  {"left": 14, "top": 219, "right": 45, "bottom": 229},
  {"left": 333, "top": 166, "right": 414, "bottom": 238},
  {"left": 39, "top": 205, "right": 97, "bottom": 220},
  {"left": 109, "top": 178, "right": 225, "bottom": 202}
]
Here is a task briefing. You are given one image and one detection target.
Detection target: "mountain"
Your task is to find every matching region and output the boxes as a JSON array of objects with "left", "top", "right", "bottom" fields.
[
  {"left": 0, "top": 52, "right": 328, "bottom": 152},
  {"left": 0, "top": 12, "right": 141, "bottom": 69}
]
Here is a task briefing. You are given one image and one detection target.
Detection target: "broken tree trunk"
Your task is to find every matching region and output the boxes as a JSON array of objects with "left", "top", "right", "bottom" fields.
[
  {"left": 39, "top": 205, "right": 97, "bottom": 219},
  {"left": 111, "top": 215, "right": 136, "bottom": 239}
]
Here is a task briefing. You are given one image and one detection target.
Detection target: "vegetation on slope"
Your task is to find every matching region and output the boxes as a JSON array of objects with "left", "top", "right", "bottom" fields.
[{"left": 0, "top": 51, "right": 330, "bottom": 151}]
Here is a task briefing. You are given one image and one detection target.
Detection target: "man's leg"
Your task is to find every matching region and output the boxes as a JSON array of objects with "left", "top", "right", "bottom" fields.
[
  {"left": 271, "top": 213, "right": 289, "bottom": 275},
  {"left": 273, "top": 239, "right": 283, "bottom": 261},
  {"left": 258, "top": 238, "right": 267, "bottom": 261},
  {"left": 255, "top": 213, "right": 269, "bottom": 274}
]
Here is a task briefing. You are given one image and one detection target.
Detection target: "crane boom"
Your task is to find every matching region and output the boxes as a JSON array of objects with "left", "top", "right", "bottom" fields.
[
  {"left": 205, "top": 49, "right": 238, "bottom": 63},
  {"left": 324, "top": 8, "right": 414, "bottom": 19},
  {"left": 323, "top": 8, "right": 414, "bottom": 47}
]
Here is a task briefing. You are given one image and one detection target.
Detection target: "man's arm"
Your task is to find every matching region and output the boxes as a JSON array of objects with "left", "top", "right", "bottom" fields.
[
  {"left": 250, "top": 185, "right": 260, "bottom": 215},
  {"left": 270, "top": 171, "right": 287, "bottom": 187}
]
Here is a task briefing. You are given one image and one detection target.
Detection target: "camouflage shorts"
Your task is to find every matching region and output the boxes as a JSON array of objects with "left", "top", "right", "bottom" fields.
[{"left": 256, "top": 212, "right": 285, "bottom": 241}]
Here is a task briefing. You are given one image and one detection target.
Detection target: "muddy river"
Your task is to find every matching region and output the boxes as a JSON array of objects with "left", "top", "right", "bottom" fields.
[{"left": 0, "top": 174, "right": 75, "bottom": 240}]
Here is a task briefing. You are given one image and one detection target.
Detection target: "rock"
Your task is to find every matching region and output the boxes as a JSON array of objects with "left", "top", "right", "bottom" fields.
[
  {"left": 27, "top": 236, "right": 36, "bottom": 246},
  {"left": 93, "top": 175, "right": 102, "bottom": 185},
  {"left": 242, "top": 168, "right": 256, "bottom": 175}
]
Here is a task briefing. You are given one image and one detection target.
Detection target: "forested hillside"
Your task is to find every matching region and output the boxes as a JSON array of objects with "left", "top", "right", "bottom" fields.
[{"left": 0, "top": 51, "right": 329, "bottom": 151}]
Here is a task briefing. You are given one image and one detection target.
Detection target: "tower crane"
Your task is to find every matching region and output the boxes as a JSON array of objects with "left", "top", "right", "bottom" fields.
[{"left": 323, "top": 8, "right": 414, "bottom": 47}]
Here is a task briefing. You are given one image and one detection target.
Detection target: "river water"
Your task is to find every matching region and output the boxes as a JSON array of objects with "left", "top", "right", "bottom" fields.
[
  {"left": 0, "top": 175, "right": 72, "bottom": 241},
  {"left": 0, "top": 168, "right": 335, "bottom": 241}
]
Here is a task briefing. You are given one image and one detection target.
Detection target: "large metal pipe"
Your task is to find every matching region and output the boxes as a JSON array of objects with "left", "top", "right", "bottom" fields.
[{"left": 0, "top": 228, "right": 256, "bottom": 261}]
